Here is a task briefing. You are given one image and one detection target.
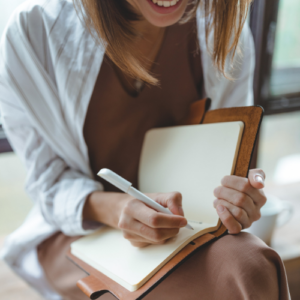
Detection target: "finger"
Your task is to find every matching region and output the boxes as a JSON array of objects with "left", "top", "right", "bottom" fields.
[
  {"left": 130, "top": 241, "right": 150, "bottom": 248},
  {"left": 213, "top": 186, "right": 256, "bottom": 216},
  {"left": 215, "top": 204, "right": 243, "bottom": 234},
  {"left": 125, "top": 198, "right": 187, "bottom": 228},
  {"left": 123, "top": 231, "right": 165, "bottom": 245},
  {"left": 214, "top": 199, "right": 252, "bottom": 228},
  {"left": 119, "top": 217, "right": 180, "bottom": 243},
  {"left": 248, "top": 169, "right": 266, "bottom": 190},
  {"left": 154, "top": 192, "right": 184, "bottom": 216},
  {"left": 256, "top": 189, "right": 267, "bottom": 209},
  {"left": 220, "top": 175, "right": 263, "bottom": 206}
]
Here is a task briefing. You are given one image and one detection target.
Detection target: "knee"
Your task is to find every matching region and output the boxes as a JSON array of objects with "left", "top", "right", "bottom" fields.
[
  {"left": 213, "top": 232, "right": 283, "bottom": 297},
  {"left": 216, "top": 232, "right": 279, "bottom": 273}
]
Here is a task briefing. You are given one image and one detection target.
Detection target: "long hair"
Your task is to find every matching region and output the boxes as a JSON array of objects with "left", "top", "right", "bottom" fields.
[{"left": 73, "top": 0, "right": 252, "bottom": 85}]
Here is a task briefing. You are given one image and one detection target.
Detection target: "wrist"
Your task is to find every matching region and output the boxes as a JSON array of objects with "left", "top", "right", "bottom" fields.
[
  {"left": 82, "top": 191, "right": 99, "bottom": 223},
  {"left": 83, "top": 191, "right": 131, "bottom": 228}
]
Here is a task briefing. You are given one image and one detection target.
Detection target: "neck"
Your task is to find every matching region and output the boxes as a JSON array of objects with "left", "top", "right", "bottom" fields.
[
  {"left": 132, "top": 19, "right": 166, "bottom": 69},
  {"left": 134, "top": 18, "right": 165, "bottom": 40}
]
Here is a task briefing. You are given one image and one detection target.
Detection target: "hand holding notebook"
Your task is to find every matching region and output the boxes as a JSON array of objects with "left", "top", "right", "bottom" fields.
[{"left": 68, "top": 100, "right": 264, "bottom": 300}]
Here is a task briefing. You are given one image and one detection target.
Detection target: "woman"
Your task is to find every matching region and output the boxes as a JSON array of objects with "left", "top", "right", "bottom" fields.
[{"left": 0, "top": 0, "right": 290, "bottom": 299}]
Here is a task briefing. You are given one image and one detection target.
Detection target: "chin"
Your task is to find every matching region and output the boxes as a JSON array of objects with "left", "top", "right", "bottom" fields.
[{"left": 133, "top": 0, "right": 190, "bottom": 27}]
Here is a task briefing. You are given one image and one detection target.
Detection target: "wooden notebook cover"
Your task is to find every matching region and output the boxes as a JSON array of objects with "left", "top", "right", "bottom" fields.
[{"left": 67, "top": 98, "right": 264, "bottom": 300}]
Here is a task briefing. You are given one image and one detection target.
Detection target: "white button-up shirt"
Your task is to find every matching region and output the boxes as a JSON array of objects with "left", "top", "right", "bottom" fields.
[{"left": 0, "top": 0, "right": 255, "bottom": 298}]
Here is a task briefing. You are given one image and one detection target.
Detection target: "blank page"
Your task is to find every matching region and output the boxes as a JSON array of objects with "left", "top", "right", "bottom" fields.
[
  {"left": 139, "top": 122, "right": 244, "bottom": 225},
  {"left": 71, "top": 223, "right": 217, "bottom": 292}
]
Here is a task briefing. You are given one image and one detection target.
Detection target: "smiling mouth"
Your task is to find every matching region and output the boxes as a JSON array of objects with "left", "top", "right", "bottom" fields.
[{"left": 150, "top": 0, "right": 180, "bottom": 7}]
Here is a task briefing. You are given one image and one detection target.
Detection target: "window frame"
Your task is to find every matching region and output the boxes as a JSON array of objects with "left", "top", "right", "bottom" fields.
[
  {"left": 0, "top": 121, "right": 12, "bottom": 153},
  {"left": 250, "top": 0, "right": 300, "bottom": 115}
]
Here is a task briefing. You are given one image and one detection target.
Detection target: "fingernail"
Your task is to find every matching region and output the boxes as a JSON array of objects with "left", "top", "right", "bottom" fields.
[
  {"left": 217, "top": 205, "right": 225, "bottom": 213},
  {"left": 213, "top": 199, "right": 218, "bottom": 207},
  {"left": 213, "top": 187, "right": 219, "bottom": 196},
  {"left": 255, "top": 175, "right": 264, "bottom": 185},
  {"left": 180, "top": 219, "right": 187, "bottom": 227}
]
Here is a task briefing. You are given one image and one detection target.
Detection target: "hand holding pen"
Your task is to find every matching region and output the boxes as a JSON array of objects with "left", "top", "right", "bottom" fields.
[{"left": 96, "top": 168, "right": 193, "bottom": 248}]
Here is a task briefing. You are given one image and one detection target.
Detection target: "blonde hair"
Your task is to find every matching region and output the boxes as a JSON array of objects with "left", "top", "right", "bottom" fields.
[{"left": 74, "top": 0, "right": 252, "bottom": 84}]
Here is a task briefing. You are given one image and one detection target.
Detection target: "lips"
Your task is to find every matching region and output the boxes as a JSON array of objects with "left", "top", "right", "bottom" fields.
[{"left": 146, "top": 0, "right": 182, "bottom": 14}]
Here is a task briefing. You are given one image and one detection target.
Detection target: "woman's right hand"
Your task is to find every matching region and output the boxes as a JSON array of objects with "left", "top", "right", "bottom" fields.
[
  {"left": 118, "top": 192, "right": 188, "bottom": 247},
  {"left": 83, "top": 191, "right": 187, "bottom": 248}
]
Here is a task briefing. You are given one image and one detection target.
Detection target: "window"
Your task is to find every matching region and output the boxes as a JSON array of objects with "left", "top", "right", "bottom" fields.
[
  {"left": 250, "top": 0, "right": 300, "bottom": 189},
  {"left": 270, "top": 0, "right": 300, "bottom": 97},
  {"left": 250, "top": 0, "right": 300, "bottom": 114}
]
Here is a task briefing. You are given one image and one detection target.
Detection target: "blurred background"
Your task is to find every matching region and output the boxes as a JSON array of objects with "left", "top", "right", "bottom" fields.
[{"left": 0, "top": 0, "right": 300, "bottom": 299}]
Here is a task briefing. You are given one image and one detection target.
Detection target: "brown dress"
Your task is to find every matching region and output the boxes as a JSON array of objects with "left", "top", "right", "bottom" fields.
[
  {"left": 83, "top": 19, "right": 203, "bottom": 192},
  {"left": 37, "top": 19, "right": 291, "bottom": 300}
]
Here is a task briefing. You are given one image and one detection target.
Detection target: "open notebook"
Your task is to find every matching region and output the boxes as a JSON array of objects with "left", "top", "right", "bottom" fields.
[{"left": 71, "top": 121, "right": 244, "bottom": 292}]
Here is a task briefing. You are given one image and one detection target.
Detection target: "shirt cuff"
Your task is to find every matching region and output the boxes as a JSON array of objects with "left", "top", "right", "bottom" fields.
[{"left": 56, "top": 177, "right": 103, "bottom": 236}]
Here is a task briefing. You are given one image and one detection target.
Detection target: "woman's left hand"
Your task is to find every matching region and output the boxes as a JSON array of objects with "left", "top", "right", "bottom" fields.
[{"left": 213, "top": 169, "right": 267, "bottom": 234}]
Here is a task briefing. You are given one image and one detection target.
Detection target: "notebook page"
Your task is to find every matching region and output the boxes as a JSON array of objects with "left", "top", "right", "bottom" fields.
[
  {"left": 139, "top": 122, "right": 244, "bottom": 225},
  {"left": 71, "top": 223, "right": 217, "bottom": 292}
]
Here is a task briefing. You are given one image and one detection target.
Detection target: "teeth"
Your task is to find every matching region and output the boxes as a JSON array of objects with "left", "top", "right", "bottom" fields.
[{"left": 152, "top": 0, "right": 179, "bottom": 7}]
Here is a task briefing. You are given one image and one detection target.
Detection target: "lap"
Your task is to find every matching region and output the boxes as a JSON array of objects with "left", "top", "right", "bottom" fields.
[{"left": 38, "top": 232, "right": 289, "bottom": 300}]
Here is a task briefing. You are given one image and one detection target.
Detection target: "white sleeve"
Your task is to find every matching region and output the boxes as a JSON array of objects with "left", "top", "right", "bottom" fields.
[
  {"left": 0, "top": 80, "right": 103, "bottom": 236},
  {"left": 0, "top": 6, "right": 103, "bottom": 236},
  {"left": 201, "top": 22, "right": 255, "bottom": 110}
]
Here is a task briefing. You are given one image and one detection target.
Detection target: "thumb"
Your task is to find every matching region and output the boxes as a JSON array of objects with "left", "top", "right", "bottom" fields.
[
  {"left": 155, "top": 192, "right": 184, "bottom": 216},
  {"left": 248, "top": 169, "right": 265, "bottom": 189}
]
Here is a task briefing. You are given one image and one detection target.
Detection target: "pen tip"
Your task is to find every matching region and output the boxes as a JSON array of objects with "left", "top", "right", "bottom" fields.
[{"left": 185, "top": 224, "right": 194, "bottom": 230}]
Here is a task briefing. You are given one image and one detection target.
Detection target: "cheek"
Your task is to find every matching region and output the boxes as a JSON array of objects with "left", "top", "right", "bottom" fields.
[{"left": 133, "top": 0, "right": 190, "bottom": 27}]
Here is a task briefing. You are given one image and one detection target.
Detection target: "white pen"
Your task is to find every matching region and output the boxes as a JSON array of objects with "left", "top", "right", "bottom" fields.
[{"left": 97, "top": 168, "right": 194, "bottom": 230}]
